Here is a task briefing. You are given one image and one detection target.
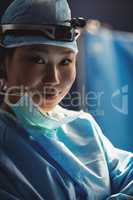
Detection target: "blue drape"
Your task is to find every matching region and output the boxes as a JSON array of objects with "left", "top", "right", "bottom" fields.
[{"left": 77, "top": 28, "right": 133, "bottom": 152}]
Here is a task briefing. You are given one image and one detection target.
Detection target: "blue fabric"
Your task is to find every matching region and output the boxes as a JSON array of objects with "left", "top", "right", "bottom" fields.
[
  {"left": 0, "top": 106, "right": 132, "bottom": 199},
  {"left": 78, "top": 29, "right": 133, "bottom": 152},
  {"left": 1, "top": 0, "right": 71, "bottom": 25},
  {"left": 11, "top": 93, "right": 80, "bottom": 130},
  {"left": 2, "top": 35, "right": 78, "bottom": 53},
  {"left": 1, "top": 0, "right": 78, "bottom": 53}
]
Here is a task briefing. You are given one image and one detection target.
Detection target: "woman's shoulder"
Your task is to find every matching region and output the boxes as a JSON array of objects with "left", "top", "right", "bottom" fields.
[
  {"left": 58, "top": 105, "right": 96, "bottom": 123},
  {"left": 0, "top": 108, "right": 26, "bottom": 135},
  {"left": 0, "top": 109, "right": 31, "bottom": 148},
  {"left": 0, "top": 108, "right": 17, "bottom": 126},
  {"left": 57, "top": 105, "right": 99, "bottom": 136}
]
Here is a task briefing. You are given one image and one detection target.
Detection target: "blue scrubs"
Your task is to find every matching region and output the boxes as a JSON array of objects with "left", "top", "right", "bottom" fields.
[{"left": 0, "top": 106, "right": 132, "bottom": 200}]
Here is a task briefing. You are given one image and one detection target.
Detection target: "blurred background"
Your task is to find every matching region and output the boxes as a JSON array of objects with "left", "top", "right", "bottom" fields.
[{"left": 0, "top": 0, "right": 133, "bottom": 152}]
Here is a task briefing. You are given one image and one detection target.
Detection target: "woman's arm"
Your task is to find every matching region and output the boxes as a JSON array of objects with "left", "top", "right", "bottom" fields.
[{"left": 92, "top": 117, "right": 133, "bottom": 199}]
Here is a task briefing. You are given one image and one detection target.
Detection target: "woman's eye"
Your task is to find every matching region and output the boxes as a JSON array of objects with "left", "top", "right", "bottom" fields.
[
  {"left": 61, "top": 59, "right": 72, "bottom": 65},
  {"left": 28, "top": 56, "right": 45, "bottom": 64}
]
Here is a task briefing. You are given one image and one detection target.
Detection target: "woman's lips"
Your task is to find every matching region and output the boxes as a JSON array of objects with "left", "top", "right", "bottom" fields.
[
  {"left": 45, "top": 93, "right": 58, "bottom": 100},
  {"left": 32, "top": 88, "right": 62, "bottom": 101},
  {"left": 41, "top": 91, "right": 62, "bottom": 101}
]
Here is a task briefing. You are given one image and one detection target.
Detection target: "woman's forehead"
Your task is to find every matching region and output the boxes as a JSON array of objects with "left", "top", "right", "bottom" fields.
[{"left": 17, "top": 45, "right": 76, "bottom": 55}]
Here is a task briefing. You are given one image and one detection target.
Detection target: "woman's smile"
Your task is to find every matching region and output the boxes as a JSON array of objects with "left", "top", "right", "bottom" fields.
[{"left": 4, "top": 45, "right": 77, "bottom": 111}]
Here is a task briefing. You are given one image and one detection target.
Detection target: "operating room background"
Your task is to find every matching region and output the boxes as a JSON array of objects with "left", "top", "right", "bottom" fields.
[{"left": 0, "top": 0, "right": 133, "bottom": 152}]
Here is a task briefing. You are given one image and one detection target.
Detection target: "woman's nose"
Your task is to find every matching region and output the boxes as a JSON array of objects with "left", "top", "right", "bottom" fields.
[{"left": 42, "top": 64, "right": 60, "bottom": 85}]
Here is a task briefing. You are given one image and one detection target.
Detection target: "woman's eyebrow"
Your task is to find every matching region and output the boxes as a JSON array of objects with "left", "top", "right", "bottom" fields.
[{"left": 61, "top": 50, "right": 75, "bottom": 55}]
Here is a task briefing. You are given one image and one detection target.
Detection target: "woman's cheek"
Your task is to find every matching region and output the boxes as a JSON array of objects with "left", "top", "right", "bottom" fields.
[
  {"left": 62, "top": 66, "right": 76, "bottom": 84},
  {"left": 19, "top": 70, "right": 42, "bottom": 88},
  {"left": 67, "top": 71, "right": 76, "bottom": 85}
]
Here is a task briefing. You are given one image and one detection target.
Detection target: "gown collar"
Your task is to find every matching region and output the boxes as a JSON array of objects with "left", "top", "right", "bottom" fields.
[{"left": 10, "top": 93, "right": 80, "bottom": 130}]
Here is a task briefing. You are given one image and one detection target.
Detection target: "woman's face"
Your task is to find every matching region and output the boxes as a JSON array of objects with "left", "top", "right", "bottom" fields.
[{"left": 5, "top": 45, "right": 77, "bottom": 112}]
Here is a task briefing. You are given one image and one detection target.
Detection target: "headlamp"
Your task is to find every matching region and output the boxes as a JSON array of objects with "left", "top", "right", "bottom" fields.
[
  {"left": 0, "top": 18, "right": 87, "bottom": 45},
  {"left": 0, "top": 25, "right": 80, "bottom": 45}
]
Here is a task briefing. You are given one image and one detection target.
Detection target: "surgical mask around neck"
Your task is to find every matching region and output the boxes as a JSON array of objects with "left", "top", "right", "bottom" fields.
[
  {"left": 10, "top": 92, "right": 80, "bottom": 132},
  {"left": 10, "top": 93, "right": 61, "bottom": 130}
]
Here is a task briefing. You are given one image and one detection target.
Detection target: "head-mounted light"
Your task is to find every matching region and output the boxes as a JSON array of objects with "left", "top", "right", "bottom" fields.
[
  {"left": 0, "top": 24, "right": 81, "bottom": 46},
  {"left": 0, "top": 18, "right": 87, "bottom": 45}
]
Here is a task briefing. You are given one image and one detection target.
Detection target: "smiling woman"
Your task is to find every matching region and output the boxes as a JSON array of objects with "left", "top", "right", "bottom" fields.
[
  {"left": 3, "top": 45, "right": 76, "bottom": 112},
  {"left": 0, "top": 0, "right": 132, "bottom": 200}
]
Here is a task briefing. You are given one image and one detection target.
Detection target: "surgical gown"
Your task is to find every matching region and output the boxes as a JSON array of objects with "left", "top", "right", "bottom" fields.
[{"left": 0, "top": 105, "right": 132, "bottom": 200}]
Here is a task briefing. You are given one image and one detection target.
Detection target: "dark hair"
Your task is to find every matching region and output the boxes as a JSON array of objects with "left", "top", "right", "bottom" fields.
[{"left": 0, "top": 47, "right": 16, "bottom": 80}]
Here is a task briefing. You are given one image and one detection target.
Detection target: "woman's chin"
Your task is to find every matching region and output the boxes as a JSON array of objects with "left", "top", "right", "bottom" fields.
[
  {"left": 37, "top": 99, "right": 59, "bottom": 112},
  {"left": 38, "top": 104, "right": 57, "bottom": 113}
]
